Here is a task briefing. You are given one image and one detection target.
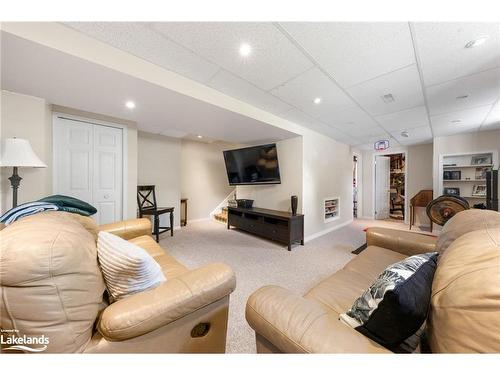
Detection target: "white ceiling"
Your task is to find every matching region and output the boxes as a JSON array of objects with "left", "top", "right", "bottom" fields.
[
  {"left": 0, "top": 32, "right": 298, "bottom": 145},
  {"left": 61, "top": 22, "right": 500, "bottom": 149},
  {"left": 6, "top": 22, "right": 500, "bottom": 149}
]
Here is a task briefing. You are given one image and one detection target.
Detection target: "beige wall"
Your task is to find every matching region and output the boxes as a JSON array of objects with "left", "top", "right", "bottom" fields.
[
  {"left": 407, "top": 143, "right": 434, "bottom": 226},
  {"left": 302, "top": 131, "right": 353, "bottom": 239},
  {"left": 236, "top": 136, "right": 303, "bottom": 214},
  {"left": 1, "top": 91, "right": 52, "bottom": 212},
  {"left": 137, "top": 132, "right": 181, "bottom": 228},
  {"left": 433, "top": 130, "right": 500, "bottom": 202},
  {"left": 0, "top": 91, "right": 138, "bottom": 219},
  {"left": 360, "top": 143, "right": 434, "bottom": 226},
  {"left": 181, "top": 139, "right": 236, "bottom": 221}
]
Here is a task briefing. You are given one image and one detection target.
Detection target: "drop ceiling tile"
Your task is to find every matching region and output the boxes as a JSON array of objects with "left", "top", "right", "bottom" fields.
[
  {"left": 150, "top": 22, "right": 313, "bottom": 91},
  {"left": 481, "top": 101, "right": 500, "bottom": 131},
  {"left": 390, "top": 125, "right": 432, "bottom": 144},
  {"left": 319, "top": 106, "right": 379, "bottom": 129},
  {"left": 322, "top": 127, "right": 358, "bottom": 145},
  {"left": 356, "top": 134, "right": 399, "bottom": 147},
  {"left": 281, "top": 109, "right": 355, "bottom": 144},
  {"left": 63, "top": 22, "right": 220, "bottom": 83},
  {"left": 208, "top": 69, "right": 293, "bottom": 116},
  {"left": 353, "top": 143, "right": 374, "bottom": 150},
  {"left": 270, "top": 67, "right": 356, "bottom": 119},
  {"left": 280, "top": 22, "right": 415, "bottom": 88},
  {"left": 426, "top": 68, "right": 500, "bottom": 115},
  {"left": 431, "top": 105, "right": 491, "bottom": 136},
  {"left": 340, "top": 123, "right": 387, "bottom": 138},
  {"left": 282, "top": 108, "right": 328, "bottom": 131},
  {"left": 346, "top": 65, "right": 424, "bottom": 116},
  {"left": 375, "top": 106, "right": 429, "bottom": 132},
  {"left": 412, "top": 22, "right": 500, "bottom": 86}
]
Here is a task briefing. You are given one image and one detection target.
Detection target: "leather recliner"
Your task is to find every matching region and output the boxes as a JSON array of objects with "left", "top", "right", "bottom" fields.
[
  {"left": 246, "top": 209, "right": 500, "bottom": 353},
  {"left": 0, "top": 211, "right": 236, "bottom": 353}
]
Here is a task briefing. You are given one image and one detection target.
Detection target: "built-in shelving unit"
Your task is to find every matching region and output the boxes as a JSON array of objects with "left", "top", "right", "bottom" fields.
[
  {"left": 439, "top": 151, "right": 498, "bottom": 206},
  {"left": 324, "top": 197, "right": 339, "bottom": 222}
]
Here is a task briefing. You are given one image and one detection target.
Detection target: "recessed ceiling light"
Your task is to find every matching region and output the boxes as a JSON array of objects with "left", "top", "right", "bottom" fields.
[
  {"left": 451, "top": 119, "right": 462, "bottom": 124},
  {"left": 239, "top": 43, "right": 252, "bottom": 57},
  {"left": 456, "top": 95, "right": 469, "bottom": 99},
  {"left": 313, "top": 97, "right": 322, "bottom": 104},
  {"left": 381, "top": 94, "right": 395, "bottom": 103},
  {"left": 197, "top": 135, "right": 203, "bottom": 139},
  {"left": 125, "top": 101, "right": 135, "bottom": 109},
  {"left": 465, "top": 36, "right": 489, "bottom": 48},
  {"left": 400, "top": 130, "right": 409, "bottom": 138}
]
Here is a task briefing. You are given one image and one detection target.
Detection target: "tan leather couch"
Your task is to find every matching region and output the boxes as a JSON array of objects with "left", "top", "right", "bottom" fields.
[
  {"left": 246, "top": 209, "right": 500, "bottom": 353},
  {"left": 0, "top": 211, "right": 236, "bottom": 353}
]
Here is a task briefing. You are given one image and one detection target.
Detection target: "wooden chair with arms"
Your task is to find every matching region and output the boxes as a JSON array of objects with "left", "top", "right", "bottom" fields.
[
  {"left": 409, "top": 189, "right": 433, "bottom": 232},
  {"left": 137, "top": 185, "right": 174, "bottom": 242}
]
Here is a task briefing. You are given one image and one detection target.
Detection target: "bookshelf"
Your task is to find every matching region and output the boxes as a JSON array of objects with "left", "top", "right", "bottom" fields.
[{"left": 439, "top": 151, "right": 498, "bottom": 206}]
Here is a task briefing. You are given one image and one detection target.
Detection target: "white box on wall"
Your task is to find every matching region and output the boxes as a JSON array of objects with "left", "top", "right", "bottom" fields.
[{"left": 324, "top": 197, "right": 340, "bottom": 223}]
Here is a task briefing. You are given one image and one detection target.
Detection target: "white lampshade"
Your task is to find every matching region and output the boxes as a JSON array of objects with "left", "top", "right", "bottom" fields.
[{"left": 0, "top": 138, "right": 47, "bottom": 168}]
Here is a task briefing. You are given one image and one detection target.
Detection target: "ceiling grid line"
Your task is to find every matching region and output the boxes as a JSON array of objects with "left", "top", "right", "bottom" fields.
[
  {"left": 273, "top": 22, "right": 403, "bottom": 147},
  {"left": 478, "top": 96, "right": 500, "bottom": 131},
  {"left": 407, "top": 22, "right": 435, "bottom": 138}
]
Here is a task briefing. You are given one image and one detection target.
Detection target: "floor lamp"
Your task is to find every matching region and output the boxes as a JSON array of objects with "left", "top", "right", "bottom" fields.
[{"left": 0, "top": 137, "right": 47, "bottom": 208}]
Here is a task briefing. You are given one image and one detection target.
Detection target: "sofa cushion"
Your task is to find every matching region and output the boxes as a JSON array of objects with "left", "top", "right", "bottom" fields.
[
  {"left": 428, "top": 227, "right": 500, "bottom": 353},
  {"left": 342, "top": 252, "right": 438, "bottom": 351},
  {"left": 129, "top": 235, "right": 188, "bottom": 279},
  {"left": 305, "top": 269, "right": 375, "bottom": 314},
  {"left": 304, "top": 246, "right": 406, "bottom": 317},
  {"left": 343, "top": 246, "right": 407, "bottom": 280},
  {"left": 97, "top": 232, "right": 166, "bottom": 301},
  {"left": 436, "top": 209, "right": 500, "bottom": 254},
  {"left": 0, "top": 211, "right": 105, "bottom": 353}
]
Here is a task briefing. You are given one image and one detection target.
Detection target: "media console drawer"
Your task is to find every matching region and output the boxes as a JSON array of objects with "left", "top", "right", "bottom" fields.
[{"left": 227, "top": 206, "right": 304, "bottom": 251}]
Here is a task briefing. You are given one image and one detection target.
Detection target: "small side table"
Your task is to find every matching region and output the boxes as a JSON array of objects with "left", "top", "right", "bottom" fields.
[{"left": 181, "top": 198, "right": 188, "bottom": 226}]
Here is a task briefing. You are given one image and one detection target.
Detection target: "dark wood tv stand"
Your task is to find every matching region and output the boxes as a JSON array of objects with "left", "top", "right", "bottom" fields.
[{"left": 227, "top": 206, "right": 304, "bottom": 251}]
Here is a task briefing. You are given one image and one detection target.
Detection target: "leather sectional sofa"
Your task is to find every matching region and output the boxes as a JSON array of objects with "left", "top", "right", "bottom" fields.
[
  {"left": 0, "top": 211, "right": 236, "bottom": 353},
  {"left": 246, "top": 209, "right": 500, "bottom": 353}
]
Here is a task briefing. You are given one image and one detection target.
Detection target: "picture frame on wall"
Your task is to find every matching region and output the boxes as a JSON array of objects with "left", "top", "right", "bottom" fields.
[
  {"left": 472, "top": 185, "right": 487, "bottom": 197},
  {"left": 475, "top": 167, "right": 489, "bottom": 180},
  {"left": 443, "top": 187, "right": 460, "bottom": 196},
  {"left": 471, "top": 154, "right": 492, "bottom": 165},
  {"left": 443, "top": 170, "right": 461, "bottom": 180}
]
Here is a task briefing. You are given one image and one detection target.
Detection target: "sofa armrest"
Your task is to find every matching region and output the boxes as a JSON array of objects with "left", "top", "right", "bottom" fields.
[
  {"left": 99, "top": 218, "right": 151, "bottom": 240},
  {"left": 246, "top": 286, "right": 389, "bottom": 353},
  {"left": 98, "top": 263, "right": 236, "bottom": 341},
  {"left": 366, "top": 227, "right": 437, "bottom": 256}
]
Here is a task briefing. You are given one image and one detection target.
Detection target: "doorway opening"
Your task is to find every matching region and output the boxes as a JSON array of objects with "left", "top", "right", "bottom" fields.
[
  {"left": 374, "top": 153, "right": 405, "bottom": 222},
  {"left": 353, "top": 155, "right": 358, "bottom": 218}
]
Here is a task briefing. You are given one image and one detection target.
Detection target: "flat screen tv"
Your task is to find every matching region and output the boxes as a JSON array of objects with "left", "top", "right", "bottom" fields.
[{"left": 223, "top": 143, "right": 281, "bottom": 185}]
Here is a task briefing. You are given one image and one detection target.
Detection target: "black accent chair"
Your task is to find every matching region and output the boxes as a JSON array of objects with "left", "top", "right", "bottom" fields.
[{"left": 137, "top": 185, "right": 174, "bottom": 242}]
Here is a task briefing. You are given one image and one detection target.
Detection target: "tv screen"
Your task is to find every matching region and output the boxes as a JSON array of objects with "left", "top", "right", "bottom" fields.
[{"left": 223, "top": 144, "right": 281, "bottom": 185}]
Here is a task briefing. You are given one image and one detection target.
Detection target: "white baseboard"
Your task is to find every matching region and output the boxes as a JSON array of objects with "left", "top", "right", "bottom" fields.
[
  {"left": 187, "top": 217, "right": 211, "bottom": 224},
  {"left": 304, "top": 219, "right": 354, "bottom": 243},
  {"left": 359, "top": 216, "right": 375, "bottom": 220}
]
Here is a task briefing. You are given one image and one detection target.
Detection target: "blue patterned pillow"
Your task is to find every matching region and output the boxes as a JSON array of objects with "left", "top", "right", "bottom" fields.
[{"left": 340, "top": 252, "right": 438, "bottom": 352}]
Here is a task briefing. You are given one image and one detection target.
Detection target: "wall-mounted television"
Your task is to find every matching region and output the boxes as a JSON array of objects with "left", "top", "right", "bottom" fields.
[{"left": 223, "top": 143, "right": 281, "bottom": 185}]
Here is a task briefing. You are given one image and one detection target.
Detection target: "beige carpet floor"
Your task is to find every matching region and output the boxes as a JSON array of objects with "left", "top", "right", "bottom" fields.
[{"left": 159, "top": 218, "right": 432, "bottom": 353}]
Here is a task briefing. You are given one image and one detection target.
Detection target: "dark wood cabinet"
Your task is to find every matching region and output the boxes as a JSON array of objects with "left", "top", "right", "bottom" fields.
[{"left": 227, "top": 206, "right": 304, "bottom": 251}]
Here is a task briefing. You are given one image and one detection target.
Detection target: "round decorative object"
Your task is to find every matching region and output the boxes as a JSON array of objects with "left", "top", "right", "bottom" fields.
[{"left": 426, "top": 195, "right": 470, "bottom": 226}]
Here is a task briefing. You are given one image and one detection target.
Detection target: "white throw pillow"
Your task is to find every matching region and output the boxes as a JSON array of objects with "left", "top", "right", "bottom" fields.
[{"left": 97, "top": 231, "right": 166, "bottom": 301}]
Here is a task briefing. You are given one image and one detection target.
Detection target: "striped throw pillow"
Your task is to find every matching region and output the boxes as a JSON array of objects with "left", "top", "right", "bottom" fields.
[{"left": 97, "top": 231, "right": 166, "bottom": 301}]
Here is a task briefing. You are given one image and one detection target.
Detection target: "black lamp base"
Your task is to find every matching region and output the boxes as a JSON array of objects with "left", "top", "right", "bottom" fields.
[{"left": 8, "top": 166, "right": 21, "bottom": 208}]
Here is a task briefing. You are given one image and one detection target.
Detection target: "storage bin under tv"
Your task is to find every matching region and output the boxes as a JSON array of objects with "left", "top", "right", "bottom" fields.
[{"left": 227, "top": 206, "right": 304, "bottom": 251}]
